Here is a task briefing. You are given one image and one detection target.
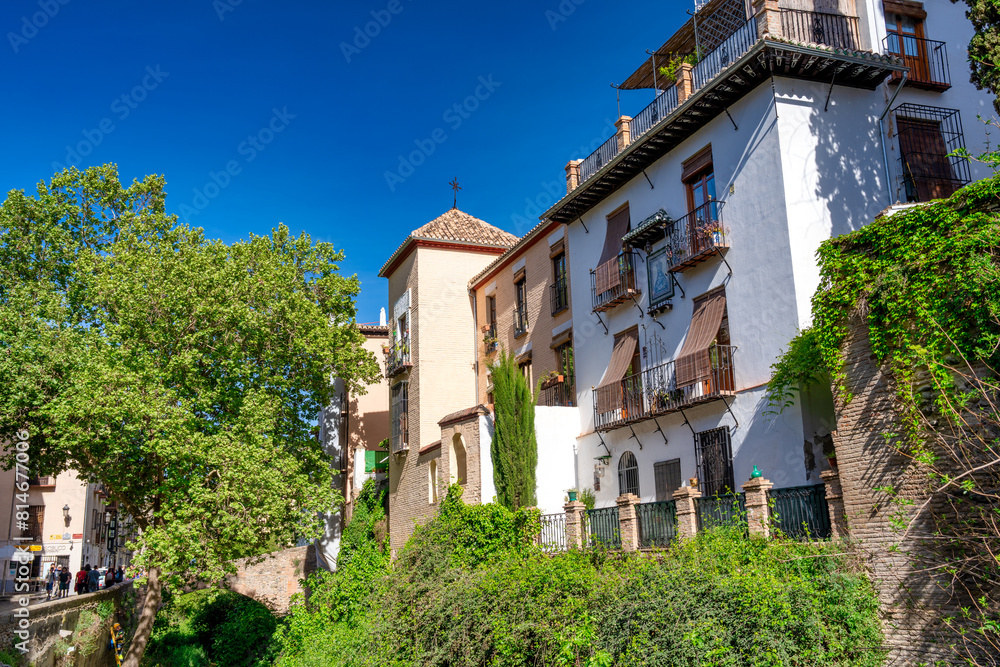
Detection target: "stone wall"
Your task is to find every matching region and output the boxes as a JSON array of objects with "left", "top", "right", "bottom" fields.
[
  {"left": 224, "top": 544, "right": 316, "bottom": 615},
  {"left": 831, "top": 313, "right": 985, "bottom": 665},
  {"left": 0, "top": 581, "right": 142, "bottom": 667}
]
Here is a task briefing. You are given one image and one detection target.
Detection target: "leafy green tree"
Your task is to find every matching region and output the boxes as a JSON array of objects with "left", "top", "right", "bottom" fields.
[
  {"left": 0, "top": 165, "right": 379, "bottom": 666},
  {"left": 951, "top": 0, "right": 1000, "bottom": 112},
  {"left": 487, "top": 349, "right": 537, "bottom": 510}
]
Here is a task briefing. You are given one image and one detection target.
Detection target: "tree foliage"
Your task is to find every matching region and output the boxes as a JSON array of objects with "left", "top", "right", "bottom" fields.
[
  {"left": 952, "top": 0, "right": 1000, "bottom": 113},
  {"left": 0, "top": 165, "right": 380, "bottom": 665},
  {"left": 488, "top": 348, "right": 537, "bottom": 510}
]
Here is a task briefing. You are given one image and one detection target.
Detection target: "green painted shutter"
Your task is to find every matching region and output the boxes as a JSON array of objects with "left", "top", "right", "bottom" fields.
[
  {"left": 364, "top": 450, "right": 375, "bottom": 473},
  {"left": 374, "top": 451, "right": 388, "bottom": 472}
]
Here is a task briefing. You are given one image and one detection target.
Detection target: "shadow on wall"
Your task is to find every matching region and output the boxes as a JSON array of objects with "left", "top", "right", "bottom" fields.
[
  {"left": 808, "top": 90, "right": 888, "bottom": 238},
  {"left": 738, "top": 391, "right": 826, "bottom": 488}
]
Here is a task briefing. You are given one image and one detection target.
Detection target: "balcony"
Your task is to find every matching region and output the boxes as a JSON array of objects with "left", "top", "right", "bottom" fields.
[
  {"left": 779, "top": 8, "right": 860, "bottom": 50},
  {"left": 483, "top": 323, "right": 498, "bottom": 354},
  {"left": 591, "top": 250, "right": 641, "bottom": 313},
  {"left": 539, "top": 374, "right": 576, "bottom": 407},
  {"left": 28, "top": 476, "right": 55, "bottom": 488},
  {"left": 550, "top": 276, "right": 569, "bottom": 315},
  {"left": 593, "top": 345, "right": 736, "bottom": 432},
  {"left": 884, "top": 35, "right": 951, "bottom": 91},
  {"left": 513, "top": 305, "right": 529, "bottom": 338},
  {"left": 384, "top": 332, "right": 411, "bottom": 378},
  {"left": 665, "top": 201, "right": 727, "bottom": 272}
]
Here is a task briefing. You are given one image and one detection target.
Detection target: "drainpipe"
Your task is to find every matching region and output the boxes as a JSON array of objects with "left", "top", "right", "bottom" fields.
[{"left": 878, "top": 71, "right": 907, "bottom": 206}]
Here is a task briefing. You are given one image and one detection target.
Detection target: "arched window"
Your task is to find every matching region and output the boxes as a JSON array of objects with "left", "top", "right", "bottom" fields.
[
  {"left": 618, "top": 451, "right": 640, "bottom": 497},
  {"left": 450, "top": 433, "right": 467, "bottom": 486}
]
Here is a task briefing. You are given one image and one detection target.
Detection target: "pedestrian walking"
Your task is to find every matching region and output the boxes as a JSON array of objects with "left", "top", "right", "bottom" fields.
[
  {"left": 115, "top": 567, "right": 124, "bottom": 584},
  {"left": 58, "top": 567, "right": 71, "bottom": 598},
  {"left": 86, "top": 564, "right": 100, "bottom": 593},
  {"left": 75, "top": 566, "right": 88, "bottom": 594},
  {"left": 44, "top": 564, "right": 56, "bottom": 601}
]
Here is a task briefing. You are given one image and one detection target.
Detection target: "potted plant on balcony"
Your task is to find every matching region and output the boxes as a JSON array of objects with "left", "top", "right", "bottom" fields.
[{"left": 539, "top": 370, "right": 564, "bottom": 390}]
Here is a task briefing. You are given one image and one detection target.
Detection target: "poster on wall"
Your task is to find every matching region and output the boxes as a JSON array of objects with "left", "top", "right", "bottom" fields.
[{"left": 646, "top": 247, "right": 675, "bottom": 308}]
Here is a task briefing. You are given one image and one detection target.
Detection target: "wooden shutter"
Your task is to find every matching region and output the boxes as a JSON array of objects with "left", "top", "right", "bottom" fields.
[
  {"left": 897, "top": 117, "right": 958, "bottom": 200},
  {"left": 654, "top": 459, "right": 682, "bottom": 502},
  {"left": 598, "top": 206, "right": 631, "bottom": 266},
  {"left": 676, "top": 289, "right": 727, "bottom": 388},
  {"left": 595, "top": 328, "right": 639, "bottom": 413}
]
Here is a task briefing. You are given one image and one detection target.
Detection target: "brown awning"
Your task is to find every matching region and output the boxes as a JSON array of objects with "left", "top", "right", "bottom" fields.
[
  {"left": 675, "top": 290, "right": 726, "bottom": 388},
  {"left": 598, "top": 207, "right": 631, "bottom": 266},
  {"left": 595, "top": 328, "right": 638, "bottom": 413}
]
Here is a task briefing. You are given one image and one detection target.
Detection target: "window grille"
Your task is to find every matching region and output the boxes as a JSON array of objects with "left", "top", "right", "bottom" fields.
[
  {"left": 695, "top": 426, "right": 734, "bottom": 497},
  {"left": 891, "top": 104, "right": 970, "bottom": 202},
  {"left": 618, "top": 451, "right": 640, "bottom": 496},
  {"left": 390, "top": 382, "right": 409, "bottom": 453}
]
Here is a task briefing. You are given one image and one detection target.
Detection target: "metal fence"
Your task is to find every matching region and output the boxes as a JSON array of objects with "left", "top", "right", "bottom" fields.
[
  {"left": 636, "top": 501, "right": 677, "bottom": 548},
  {"left": 579, "top": 134, "right": 620, "bottom": 183},
  {"left": 630, "top": 86, "right": 680, "bottom": 140},
  {"left": 769, "top": 484, "right": 831, "bottom": 539},
  {"left": 539, "top": 513, "right": 568, "bottom": 552},
  {"left": 585, "top": 506, "right": 621, "bottom": 548},
  {"left": 692, "top": 16, "right": 758, "bottom": 90},
  {"left": 780, "top": 9, "right": 860, "bottom": 50},
  {"left": 696, "top": 493, "right": 747, "bottom": 530},
  {"left": 883, "top": 34, "right": 950, "bottom": 89}
]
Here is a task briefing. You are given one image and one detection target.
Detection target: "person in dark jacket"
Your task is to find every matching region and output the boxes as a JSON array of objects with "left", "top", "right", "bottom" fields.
[
  {"left": 86, "top": 565, "right": 100, "bottom": 593},
  {"left": 58, "top": 567, "right": 71, "bottom": 598},
  {"left": 115, "top": 567, "right": 124, "bottom": 583}
]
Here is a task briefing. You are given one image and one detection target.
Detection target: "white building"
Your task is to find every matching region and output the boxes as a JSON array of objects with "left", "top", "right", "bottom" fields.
[{"left": 543, "top": 0, "right": 992, "bottom": 507}]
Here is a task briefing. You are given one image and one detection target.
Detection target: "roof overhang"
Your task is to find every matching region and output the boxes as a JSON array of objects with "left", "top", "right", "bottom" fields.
[
  {"left": 379, "top": 237, "right": 511, "bottom": 278},
  {"left": 468, "top": 220, "right": 562, "bottom": 290},
  {"left": 541, "top": 40, "right": 905, "bottom": 225}
]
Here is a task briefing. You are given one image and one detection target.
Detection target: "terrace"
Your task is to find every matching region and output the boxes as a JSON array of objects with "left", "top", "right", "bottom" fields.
[
  {"left": 547, "top": 0, "right": 903, "bottom": 224},
  {"left": 384, "top": 330, "right": 411, "bottom": 378}
]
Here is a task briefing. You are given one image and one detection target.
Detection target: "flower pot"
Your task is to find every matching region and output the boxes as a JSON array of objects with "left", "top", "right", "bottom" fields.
[
  {"left": 827, "top": 456, "right": 838, "bottom": 468},
  {"left": 567, "top": 490, "right": 578, "bottom": 502}
]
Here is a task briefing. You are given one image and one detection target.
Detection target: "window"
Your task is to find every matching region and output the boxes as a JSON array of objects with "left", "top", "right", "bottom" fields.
[
  {"left": 390, "top": 382, "right": 409, "bottom": 453},
  {"left": 22, "top": 506, "right": 44, "bottom": 542},
  {"left": 618, "top": 451, "right": 640, "bottom": 497},
  {"left": 428, "top": 459, "right": 439, "bottom": 504},
  {"left": 592, "top": 206, "right": 634, "bottom": 310},
  {"left": 676, "top": 287, "right": 734, "bottom": 395},
  {"left": 679, "top": 145, "right": 721, "bottom": 260},
  {"left": 594, "top": 327, "right": 641, "bottom": 429},
  {"left": 893, "top": 104, "right": 970, "bottom": 202},
  {"left": 450, "top": 433, "right": 467, "bottom": 485},
  {"left": 519, "top": 359, "right": 532, "bottom": 387},
  {"left": 695, "top": 426, "right": 734, "bottom": 497},
  {"left": 883, "top": 3, "right": 949, "bottom": 89},
  {"left": 485, "top": 295, "right": 498, "bottom": 352},
  {"left": 514, "top": 278, "right": 528, "bottom": 337},
  {"left": 555, "top": 341, "right": 576, "bottom": 407},
  {"left": 654, "top": 459, "right": 682, "bottom": 502},
  {"left": 551, "top": 252, "right": 568, "bottom": 315}
]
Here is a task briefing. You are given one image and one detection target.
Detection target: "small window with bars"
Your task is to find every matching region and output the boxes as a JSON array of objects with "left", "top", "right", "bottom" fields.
[
  {"left": 390, "top": 382, "right": 409, "bottom": 453},
  {"left": 695, "top": 426, "right": 734, "bottom": 497},
  {"left": 654, "top": 459, "right": 682, "bottom": 502},
  {"left": 22, "top": 505, "right": 44, "bottom": 541},
  {"left": 618, "top": 451, "right": 640, "bottom": 497}
]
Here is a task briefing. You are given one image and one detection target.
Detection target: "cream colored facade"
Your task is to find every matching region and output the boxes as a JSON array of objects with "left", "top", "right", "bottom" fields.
[{"left": 344, "top": 325, "right": 391, "bottom": 516}]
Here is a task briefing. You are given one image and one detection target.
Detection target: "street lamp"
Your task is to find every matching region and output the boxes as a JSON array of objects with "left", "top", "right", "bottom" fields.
[{"left": 63, "top": 504, "right": 71, "bottom": 527}]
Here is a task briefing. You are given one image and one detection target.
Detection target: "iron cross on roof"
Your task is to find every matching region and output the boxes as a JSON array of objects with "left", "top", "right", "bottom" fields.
[{"left": 450, "top": 177, "right": 461, "bottom": 209}]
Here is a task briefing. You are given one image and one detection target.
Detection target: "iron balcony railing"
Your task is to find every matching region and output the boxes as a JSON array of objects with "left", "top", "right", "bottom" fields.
[
  {"left": 28, "top": 476, "right": 55, "bottom": 487},
  {"left": 594, "top": 345, "right": 737, "bottom": 432},
  {"left": 483, "top": 323, "right": 498, "bottom": 354},
  {"left": 513, "top": 305, "right": 529, "bottom": 338},
  {"left": 692, "top": 15, "right": 758, "bottom": 89},
  {"left": 579, "top": 134, "right": 620, "bottom": 183},
  {"left": 780, "top": 9, "right": 860, "bottom": 50},
  {"left": 883, "top": 34, "right": 951, "bottom": 90},
  {"left": 385, "top": 331, "right": 411, "bottom": 378},
  {"left": 636, "top": 500, "right": 678, "bottom": 548},
  {"left": 769, "top": 484, "right": 831, "bottom": 539},
  {"left": 550, "top": 276, "right": 569, "bottom": 315},
  {"left": 591, "top": 250, "right": 640, "bottom": 312},
  {"left": 665, "top": 200, "right": 726, "bottom": 272},
  {"left": 630, "top": 86, "right": 680, "bottom": 141},
  {"left": 696, "top": 493, "right": 747, "bottom": 531},
  {"left": 538, "top": 513, "right": 568, "bottom": 552},
  {"left": 585, "top": 506, "right": 621, "bottom": 548}
]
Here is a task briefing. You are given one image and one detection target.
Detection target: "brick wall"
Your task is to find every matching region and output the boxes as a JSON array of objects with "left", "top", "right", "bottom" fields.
[
  {"left": 225, "top": 544, "right": 316, "bottom": 615},
  {"left": 473, "top": 223, "right": 572, "bottom": 402},
  {"left": 833, "top": 313, "right": 985, "bottom": 665},
  {"left": 439, "top": 410, "right": 486, "bottom": 505}
]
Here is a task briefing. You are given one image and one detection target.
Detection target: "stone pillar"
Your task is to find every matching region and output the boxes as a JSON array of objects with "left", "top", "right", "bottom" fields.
[
  {"left": 742, "top": 477, "right": 774, "bottom": 538},
  {"left": 673, "top": 486, "right": 702, "bottom": 539},
  {"left": 751, "top": 0, "right": 781, "bottom": 40},
  {"left": 616, "top": 493, "right": 640, "bottom": 551},
  {"left": 564, "top": 500, "right": 585, "bottom": 549},
  {"left": 564, "top": 159, "right": 582, "bottom": 193},
  {"left": 676, "top": 62, "right": 694, "bottom": 104},
  {"left": 820, "top": 469, "right": 848, "bottom": 539},
  {"left": 615, "top": 115, "right": 632, "bottom": 152}
]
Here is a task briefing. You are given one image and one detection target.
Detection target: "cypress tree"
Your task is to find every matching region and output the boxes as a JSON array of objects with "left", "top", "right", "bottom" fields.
[{"left": 488, "top": 348, "right": 537, "bottom": 510}]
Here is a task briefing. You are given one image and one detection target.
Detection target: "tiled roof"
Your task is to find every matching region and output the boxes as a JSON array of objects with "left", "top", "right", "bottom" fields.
[
  {"left": 379, "top": 208, "right": 519, "bottom": 277},
  {"left": 468, "top": 219, "right": 557, "bottom": 289},
  {"left": 438, "top": 404, "right": 489, "bottom": 427}
]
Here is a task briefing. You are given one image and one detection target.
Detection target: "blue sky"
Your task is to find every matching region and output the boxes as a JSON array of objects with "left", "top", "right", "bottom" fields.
[{"left": 1, "top": 0, "right": 686, "bottom": 322}]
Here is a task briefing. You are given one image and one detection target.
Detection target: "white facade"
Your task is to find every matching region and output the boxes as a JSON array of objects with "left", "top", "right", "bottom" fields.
[{"left": 557, "top": 0, "right": 993, "bottom": 508}]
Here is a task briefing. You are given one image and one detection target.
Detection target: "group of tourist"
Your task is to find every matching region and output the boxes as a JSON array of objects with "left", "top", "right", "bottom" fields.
[{"left": 44, "top": 564, "right": 125, "bottom": 600}]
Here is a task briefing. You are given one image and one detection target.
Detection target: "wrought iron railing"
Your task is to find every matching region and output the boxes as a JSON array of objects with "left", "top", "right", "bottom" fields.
[
  {"left": 692, "top": 15, "right": 758, "bottom": 90},
  {"left": 585, "top": 506, "right": 621, "bottom": 548},
  {"left": 769, "top": 484, "right": 831, "bottom": 539},
  {"left": 513, "top": 305, "right": 529, "bottom": 338},
  {"left": 539, "top": 513, "right": 568, "bottom": 552},
  {"left": 579, "top": 134, "right": 620, "bottom": 183},
  {"left": 28, "top": 476, "right": 54, "bottom": 487},
  {"left": 385, "top": 331, "right": 411, "bottom": 378},
  {"left": 664, "top": 201, "right": 726, "bottom": 271},
  {"left": 539, "top": 378, "right": 575, "bottom": 407},
  {"left": 550, "top": 276, "right": 569, "bottom": 315},
  {"left": 883, "top": 34, "right": 951, "bottom": 89},
  {"left": 630, "top": 86, "right": 680, "bottom": 140},
  {"left": 696, "top": 493, "right": 747, "bottom": 530},
  {"left": 780, "top": 9, "right": 860, "bottom": 50},
  {"left": 590, "top": 250, "right": 640, "bottom": 312},
  {"left": 594, "top": 345, "right": 737, "bottom": 432},
  {"left": 484, "top": 323, "right": 498, "bottom": 354},
  {"left": 636, "top": 501, "right": 677, "bottom": 548}
]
